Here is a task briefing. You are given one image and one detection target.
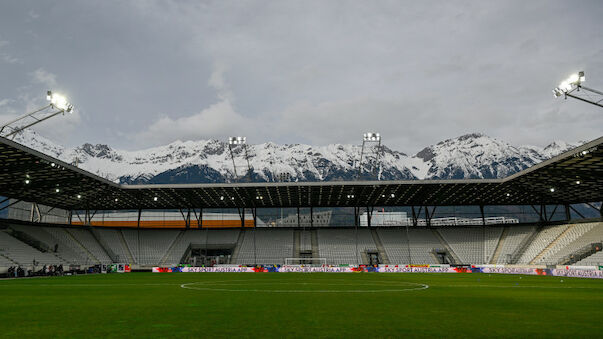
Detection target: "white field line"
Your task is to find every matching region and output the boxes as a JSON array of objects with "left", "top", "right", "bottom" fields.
[{"left": 179, "top": 280, "right": 429, "bottom": 293}]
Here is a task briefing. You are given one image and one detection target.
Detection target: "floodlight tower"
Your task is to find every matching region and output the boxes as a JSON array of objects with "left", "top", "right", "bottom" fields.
[
  {"left": 0, "top": 91, "right": 74, "bottom": 139},
  {"left": 356, "top": 132, "right": 383, "bottom": 180},
  {"left": 227, "top": 136, "right": 253, "bottom": 182},
  {"left": 553, "top": 71, "right": 603, "bottom": 108}
]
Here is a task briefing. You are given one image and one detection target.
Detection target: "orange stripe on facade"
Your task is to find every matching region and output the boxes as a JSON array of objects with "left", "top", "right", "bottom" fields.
[{"left": 71, "top": 220, "right": 254, "bottom": 228}]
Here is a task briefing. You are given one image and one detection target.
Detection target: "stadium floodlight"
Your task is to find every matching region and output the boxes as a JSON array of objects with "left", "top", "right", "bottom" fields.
[
  {"left": 77, "top": 194, "right": 82, "bottom": 199},
  {"left": 553, "top": 71, "right": 603, "bottom": 108},
  {"left": 24, "top": 179, "right": 30, "bottom": 184},
  {"left": 0, "top": 91, "right": 74, "bottom": 139},
  {"left": 363, "top": 132, "right": 381, "bottom": 142},
  {"left": 575, "top": 180, "right": 581, "bottom": 185},
  {"left": 553, "top": 71, "right": 584, "bottom": 97},
  {"left": 228, "top": 136, "right": 246, "bottom": 145},
  {"left": 227, "top": 136, "right": 253, "bottom": 182},
  {"left": 47, "top": 91, "right": 74, "bottom": 113},
  {"left": 550, "top": 188, "right": 555, "bottom": 193},
  {"left": 357, "top": 132, "right": 383, "bottom": 180},
  {"left": 153, "top": 196, "right": 158, "bottom": 201}
]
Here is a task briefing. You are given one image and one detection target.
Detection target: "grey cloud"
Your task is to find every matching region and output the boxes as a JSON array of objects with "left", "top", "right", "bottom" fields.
[{"left": 0, "top": 1, "right": 601, "bottom": 153}]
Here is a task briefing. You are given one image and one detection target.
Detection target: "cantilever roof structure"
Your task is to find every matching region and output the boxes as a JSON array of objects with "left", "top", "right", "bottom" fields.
[{"left": 0, "top": 136, "right": 601, "bottom": 211}]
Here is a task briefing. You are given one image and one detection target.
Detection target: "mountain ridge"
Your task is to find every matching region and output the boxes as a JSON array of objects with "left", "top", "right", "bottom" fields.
[{"left": 10, "top": 130, "right": 582, "bottom": 184}]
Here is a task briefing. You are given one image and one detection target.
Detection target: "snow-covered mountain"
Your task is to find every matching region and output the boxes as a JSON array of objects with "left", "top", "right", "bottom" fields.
[{"left": 10, "top": 130, "right": 582, "bottom": 184}]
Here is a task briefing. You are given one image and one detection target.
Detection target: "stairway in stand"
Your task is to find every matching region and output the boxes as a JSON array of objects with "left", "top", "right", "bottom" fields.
[
  {"left": 490, "top": 226, "right": 509, "bottom": 264},
  {"left": 530, "top": 224, "right": 576, "bottom": 264},
  {"left": 229, "top": 230, "right": 245, "bottom": 264},
  {"left": 370, "top": 229, "right": 390, "bottom": 264},
  {"left": 433, "top": 229, "right": 461, "bottom": 264}
]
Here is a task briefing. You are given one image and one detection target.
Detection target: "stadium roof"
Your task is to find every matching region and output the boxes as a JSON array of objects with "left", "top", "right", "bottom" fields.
[{"left": 0, "top": 135, "right": 601, "bottom": 210}]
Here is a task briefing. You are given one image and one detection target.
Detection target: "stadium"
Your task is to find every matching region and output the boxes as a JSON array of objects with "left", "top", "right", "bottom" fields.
[
  {"left": 1, "top": 126, "right": 603, "bottom": 337},
  {"left": 1, "top": 3, "right": 603, "bottom": 338}
]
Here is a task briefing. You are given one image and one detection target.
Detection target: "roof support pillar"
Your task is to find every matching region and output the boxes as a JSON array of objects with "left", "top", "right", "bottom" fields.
[
  {"left": 192, "top": 208, "right": 202, "bottom": 228},
  {"left": 252, "top": 207, "right": 257, "bottom": 228},
  {"left": 548, "top": 205, "right": 559, "bottom": 221},
  {"left": 310, "top": 207, "right": 313, "bottom": 228},
  {"left": 187, "top": 209, "right": 191, "bottom": 229},
  {"left": 411, "top": 206, "right": 419, "bottom": 227},
  {"left": 480, "top": 205, "right": 486, "bottom": 226},
  {"left": 564, "top": 204, "right": 571, "bottom": 221},
  {"left": 137, "top": 209, "right": 142, "bottom": 228},
  {"left": 532, "top": 205, "right": 544, "bottom": 223},
  {"left": 241, "top": 208, "right": 245, "bottom": 228}
]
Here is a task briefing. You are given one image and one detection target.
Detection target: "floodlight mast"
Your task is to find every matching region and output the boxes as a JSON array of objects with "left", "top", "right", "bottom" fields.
[
  {"left": 356, "top": 132, "right": 383, "bottom": 180},
  {"left": 227, "top": 136, "right": 253, "bottom": 182},
  {"left": 553, "top": 71, "right": 603, "bottom": 108},
  {"left": 0, "top": 91, "right": 74, "bottom": 139}
]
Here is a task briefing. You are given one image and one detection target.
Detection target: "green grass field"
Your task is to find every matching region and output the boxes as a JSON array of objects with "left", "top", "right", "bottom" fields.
[{"left": 1, "top": 272, "right": 602, "bottom": 338}]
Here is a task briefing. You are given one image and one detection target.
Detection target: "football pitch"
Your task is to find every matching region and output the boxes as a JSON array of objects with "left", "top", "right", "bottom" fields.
[{"left": 1, "top": 272, "right": 602, "bottom": 338}]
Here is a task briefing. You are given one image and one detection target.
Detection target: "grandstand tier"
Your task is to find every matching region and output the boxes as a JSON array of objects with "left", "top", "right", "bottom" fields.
[{"left": 1, "top": 222, "right": 602, "bottom": 271}]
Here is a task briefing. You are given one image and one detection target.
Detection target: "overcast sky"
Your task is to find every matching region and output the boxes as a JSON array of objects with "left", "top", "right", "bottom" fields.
[{"left": 0, "top": 1, "right": 602, "bottom": 154}]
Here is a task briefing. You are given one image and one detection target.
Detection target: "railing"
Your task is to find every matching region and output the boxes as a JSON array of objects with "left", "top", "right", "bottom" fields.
[{"left": 559, "top": 242, "right": 602, "bottom": 265}]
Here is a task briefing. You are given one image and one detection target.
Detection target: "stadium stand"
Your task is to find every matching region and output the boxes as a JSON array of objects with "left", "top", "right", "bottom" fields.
[
  {"left": 377, "top": 229, "right": 411, "bottom": 264},
  {"left": 517, "top": 224, "right": 569, "bottom": 264},
  {"left": 0, "top": 229, "right": 64, "bottom": 265},
  {"left": 491, "top": 225, "right": 536, "bottom": 264},
  {"left": 65, "top": 228, "right": 113, "bottom": 264},
  {"left": 407, "top": 229, "right": 442, "bottom": 264},
  {"left": 576, "top": 250, "right": 603, "bottom": 266},
  {"left": 534, "top": 222, "right": 601, "bottom": 265},
  {"left": 95, "top": 228, "right": 135, "bottom": 264},
  {"left": 0, "top": 222, "right": 602, "bottom": 270},
  {"left": 317, "top": 229, "right": 377, "bottom": 265},
  {"left": 161, "top": 229, "right": 240, "bottom": 265},
  {"left": 234, "top": 229, "right": 294, "bottom": 265},
  {"left": 43, "top": 227, "right": 100, "bottom": 264},
  {"left": 8, "top": 224, "right": 87, "bottom": 264},
  {"left": 300, "top": 230, "right": 312, "bottom": 252},
  {"left": 437, "top": 227, "right": 503, "bottom": 264},
  {"left": 122, "top": 229, "right": 180, "bottom": 266}
]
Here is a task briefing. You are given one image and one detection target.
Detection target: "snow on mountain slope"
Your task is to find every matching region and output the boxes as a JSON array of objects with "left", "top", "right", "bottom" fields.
[
  {"left": 8, "top": 130, "right": 581, "bottom": 184},
  {"left": 414, "top": 133, "right": 576, "bottom": 179}
]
